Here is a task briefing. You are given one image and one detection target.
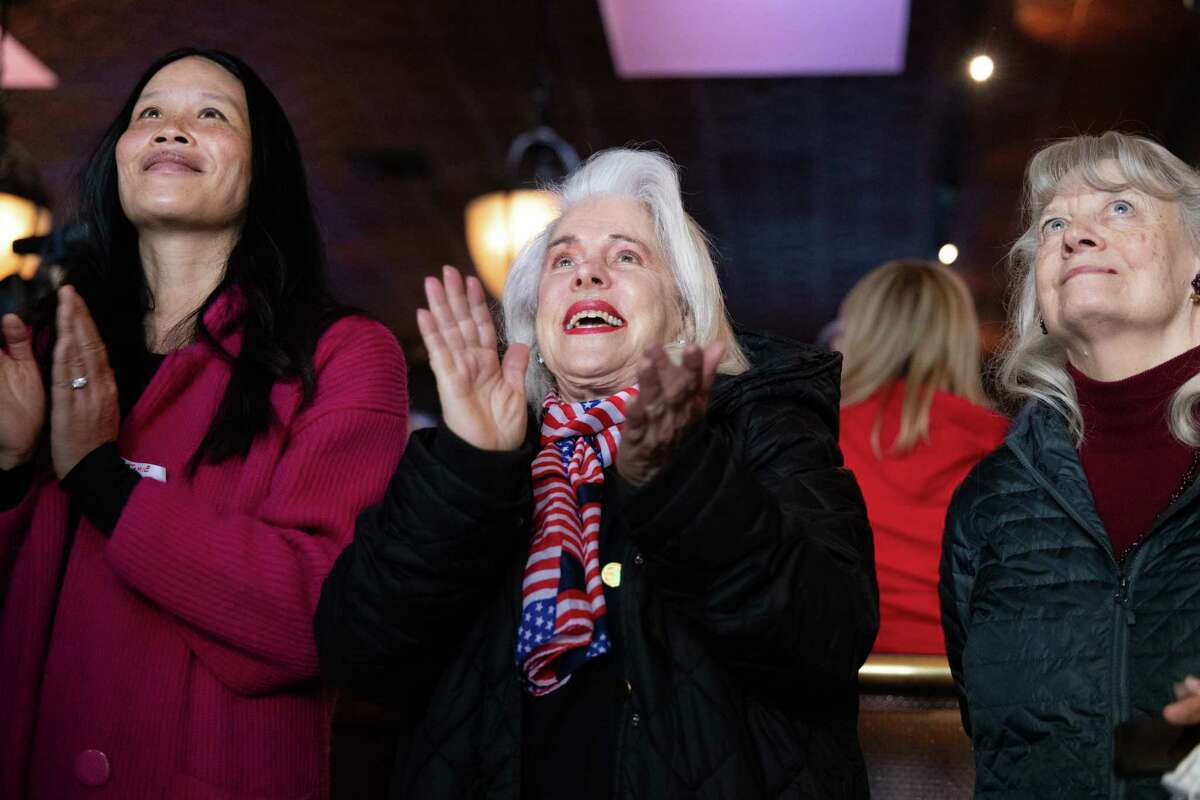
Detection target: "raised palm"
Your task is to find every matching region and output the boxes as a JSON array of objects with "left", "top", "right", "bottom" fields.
[
  {"left": 417, "top": 266, "right": 529, "bottom": 451},
  {"left": 0, "top": 313, "right": 46, "bottom": 470}
]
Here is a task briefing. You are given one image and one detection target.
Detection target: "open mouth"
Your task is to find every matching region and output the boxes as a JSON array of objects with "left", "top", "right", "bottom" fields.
[{"left": 562, "top": 300, "right": 626, "bottom": 335}]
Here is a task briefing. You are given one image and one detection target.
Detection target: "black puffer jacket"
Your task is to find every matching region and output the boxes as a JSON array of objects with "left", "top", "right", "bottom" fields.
[
  {"left": 315, "top": 332, "right": 878, "bottom": 798},
  {"left": 941, "top": 401, "right": 1200, "bottom": 798}
]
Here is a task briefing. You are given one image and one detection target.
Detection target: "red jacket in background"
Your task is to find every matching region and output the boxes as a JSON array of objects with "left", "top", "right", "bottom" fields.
[
  {"left": 840, "top": 382, "right": 1007, "bottom": 655},
  {"left": 0, "top": 293, "right": 408, "bottom": 799}
]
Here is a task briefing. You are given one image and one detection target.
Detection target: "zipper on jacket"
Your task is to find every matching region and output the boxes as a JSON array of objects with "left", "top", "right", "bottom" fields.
[
  {"left": 1113, "top": 576, "right": 1136, "bottom": 626},
  {"left": 1006, "top": 440, "right": 1135, "bottom": 800},
  {"left": 1110, "top": 546, "right": 1153, "bottom": 800},
  {"left": 1111, "top": 572, "right": 1131, "bottom": 800}
]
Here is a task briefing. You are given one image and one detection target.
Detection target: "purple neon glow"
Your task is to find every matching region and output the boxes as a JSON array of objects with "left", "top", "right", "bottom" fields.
[
  {"left": 0, "top": 30, "right": 57, "bottom": 89},
  {"left": 598, "top": 0, "right": 910, "bottom": 79}
]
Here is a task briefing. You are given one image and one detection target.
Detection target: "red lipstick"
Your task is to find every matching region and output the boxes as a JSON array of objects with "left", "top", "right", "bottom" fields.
[{"left": 562, "top": 300, "right": 627, "bottom": 336}]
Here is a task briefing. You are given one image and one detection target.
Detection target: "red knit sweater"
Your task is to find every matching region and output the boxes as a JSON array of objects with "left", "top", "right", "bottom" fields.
[
  {"left": 0, "top": 294, "right": 408, "bottom": 799},
  {"left": 840, "top": 382, "right": 1009, "bottom": 655},
  {"left": 1069, "top": 345, "right": 1200, "bottom": 559}
]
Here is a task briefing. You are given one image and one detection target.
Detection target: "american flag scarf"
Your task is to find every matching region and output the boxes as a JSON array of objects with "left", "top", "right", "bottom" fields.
[{"left": 515, "top": 386, "right": 639, "bottom": 695}]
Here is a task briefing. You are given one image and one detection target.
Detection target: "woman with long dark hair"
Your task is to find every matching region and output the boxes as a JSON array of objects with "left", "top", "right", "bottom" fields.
[{"left": 0, "top": 49, "right": 408, "bottom": 798}]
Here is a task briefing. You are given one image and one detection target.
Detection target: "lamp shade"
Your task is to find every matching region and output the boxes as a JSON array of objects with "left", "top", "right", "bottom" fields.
[
  {"left": 465, "top": 189, "right": 560, "bottom": 298},
  {"left": 0, "top": 191, "right": 49, "bottom": 281}
]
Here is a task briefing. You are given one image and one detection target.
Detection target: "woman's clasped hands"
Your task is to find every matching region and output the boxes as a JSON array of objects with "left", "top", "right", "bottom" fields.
[{"left": 0, "top": 285, "right": 120, "bottom": 478}]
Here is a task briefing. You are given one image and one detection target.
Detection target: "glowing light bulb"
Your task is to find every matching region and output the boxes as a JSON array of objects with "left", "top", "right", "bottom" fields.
[
  {"left": 938, "top": 243, "right": 959, "bottom": 265},
  {"left": 464, "top": 189, "right": 560, "bottom": 297},
  {"left": 968, "top": 55, "right": 994, "bottom": 82}
]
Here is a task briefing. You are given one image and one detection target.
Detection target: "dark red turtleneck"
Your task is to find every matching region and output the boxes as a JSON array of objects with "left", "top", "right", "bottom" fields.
[{"left": 1069, "top": 344, "right": 1200, "bottom": 558}]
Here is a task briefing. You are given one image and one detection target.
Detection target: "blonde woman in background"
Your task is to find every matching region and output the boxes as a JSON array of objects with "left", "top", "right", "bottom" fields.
[{"left": 838, "top": 259, "right": 1007, "bottom": 655}]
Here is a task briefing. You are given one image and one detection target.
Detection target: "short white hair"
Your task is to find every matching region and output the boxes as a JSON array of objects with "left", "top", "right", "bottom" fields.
[
  {"left": 501, "top": 147, "right": 749, "bottom": 406},
  {"left": 998, "top": 131, "right": 1200, "bottom": 444}
]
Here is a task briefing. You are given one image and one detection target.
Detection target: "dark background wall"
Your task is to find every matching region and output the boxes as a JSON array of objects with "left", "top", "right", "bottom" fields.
[{"left": 8, "top": 0, "right": 1200, "bottom": 395}]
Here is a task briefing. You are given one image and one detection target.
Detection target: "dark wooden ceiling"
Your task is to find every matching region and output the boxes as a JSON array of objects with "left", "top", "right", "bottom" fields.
[{"left": 9, "top": 0, "right": 1200, "bottom": 395}]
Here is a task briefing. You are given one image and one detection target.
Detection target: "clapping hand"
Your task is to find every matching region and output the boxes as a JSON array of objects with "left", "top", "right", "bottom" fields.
[
  {"left": 0, "top": 312, "right": 45, "bottom": 470},
  {"left": 617, "top": 341, "right": 724, "bottom": 487},
  {"left": 50, "top": 286, "right": 120, "bottom": 478},
  {"left": 416, "top": 265, "right": 530, "bottom": 451}
]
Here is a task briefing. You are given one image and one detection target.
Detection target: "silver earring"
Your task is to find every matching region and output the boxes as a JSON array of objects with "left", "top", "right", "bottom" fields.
[{"left": 535, "top": 350, "right": 545, "bottom": 365}]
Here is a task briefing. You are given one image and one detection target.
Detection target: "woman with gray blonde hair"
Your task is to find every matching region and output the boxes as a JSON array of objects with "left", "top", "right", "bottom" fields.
[
  {"left": 941, "top": 131, "right": 1200, "bottom": 798},
  {"left": 317, "top": 147, "right": 878, "bottom": 798}
]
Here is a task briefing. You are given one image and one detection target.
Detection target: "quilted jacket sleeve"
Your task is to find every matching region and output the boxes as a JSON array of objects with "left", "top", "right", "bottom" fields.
[
  {"left": 939, "top": 467, "right": 982, "bottom": 734},
  {"left": 618, "top": 394, "right": 878, "bottom": 694},
  {"left": 314, "top": 425, "right": 535, "bottom": 703}
]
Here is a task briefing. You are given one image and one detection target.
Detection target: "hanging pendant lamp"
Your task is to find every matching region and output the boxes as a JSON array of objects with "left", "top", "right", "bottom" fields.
[{"left": 464, "top": 125, "right": 579, "bottom": 298}]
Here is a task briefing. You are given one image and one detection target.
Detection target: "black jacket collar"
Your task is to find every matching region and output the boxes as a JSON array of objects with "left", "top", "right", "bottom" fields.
[{"left": 709, "top": 330, "right": 842, "bottom": 432}]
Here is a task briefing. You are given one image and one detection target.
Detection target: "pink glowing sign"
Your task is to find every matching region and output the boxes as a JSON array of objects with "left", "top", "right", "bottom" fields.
[
  {"left": 0, "top": 30, "right": 57, "bottom": 89},
  {"left": 599, "top": 0, "right": 910, "bottom": 78}
]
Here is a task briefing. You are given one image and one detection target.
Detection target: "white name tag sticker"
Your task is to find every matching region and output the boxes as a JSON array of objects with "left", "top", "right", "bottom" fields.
[{"left": 123, "top": 459, "right": 167, "bottom": 483}]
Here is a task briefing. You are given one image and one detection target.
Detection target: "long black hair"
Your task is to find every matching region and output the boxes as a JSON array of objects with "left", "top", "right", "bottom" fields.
[{"left": 34, "top": 47, "right": 343, "bottom": 466}]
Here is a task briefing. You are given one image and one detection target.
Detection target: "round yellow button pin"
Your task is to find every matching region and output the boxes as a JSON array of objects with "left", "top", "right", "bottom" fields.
[{"left": 601, "top": 562, "right": 622, "bottom": 588}]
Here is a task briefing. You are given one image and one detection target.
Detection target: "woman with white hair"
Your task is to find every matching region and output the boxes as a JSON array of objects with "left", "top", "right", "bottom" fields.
[
  {"left": 316, "top": 147, "right": 878, "bottom": 798},
  {"left": 941, "top": 131, "right": 1200, "bottom": 798}
]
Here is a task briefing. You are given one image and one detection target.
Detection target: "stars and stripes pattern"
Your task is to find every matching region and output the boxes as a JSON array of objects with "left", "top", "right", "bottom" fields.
[{"left": 516, "top": 386, "right": 639, "bottom": 695}]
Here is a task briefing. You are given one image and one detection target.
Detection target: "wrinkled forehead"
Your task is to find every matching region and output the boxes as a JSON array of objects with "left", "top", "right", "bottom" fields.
[
  {"left": 550, "top": 194, "right": 658, "bottom": 246},
  {"left": 1038, "top": 158, "right": 1172, "bottom": 215},
  {"left": 1043, "top": 160, "right": 1126, "bottom": 203}
]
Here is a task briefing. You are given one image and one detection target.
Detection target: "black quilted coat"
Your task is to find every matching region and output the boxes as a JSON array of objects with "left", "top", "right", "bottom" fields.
[
  {"left": 315, "top": 332, "right": 878, "bottom": 798},
  {"left": 941, "top": 401, "right": 1200, "bottom": 799}
]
